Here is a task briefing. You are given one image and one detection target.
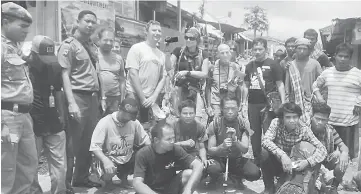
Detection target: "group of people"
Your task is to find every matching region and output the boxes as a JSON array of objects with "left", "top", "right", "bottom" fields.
[{"left": 1, "top": 2, "right": 361, "bottom": 194}]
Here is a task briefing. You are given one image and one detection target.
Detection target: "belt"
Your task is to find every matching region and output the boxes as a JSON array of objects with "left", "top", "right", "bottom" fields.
[
  {"left": 72, "top": 90, "right": 99, "bottom": 96},
  {"left": 1, "top": 101, "right": 32, "bottom": 113}
]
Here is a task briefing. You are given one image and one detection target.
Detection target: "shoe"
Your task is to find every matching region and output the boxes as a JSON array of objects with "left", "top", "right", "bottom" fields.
[{"left": 72, "top": 179, "right": 102, "bottom": 188}]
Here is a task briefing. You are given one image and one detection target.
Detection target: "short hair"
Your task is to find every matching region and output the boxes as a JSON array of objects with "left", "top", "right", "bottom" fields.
[
  {"left": 78, "top": 10, "right": 97, "bottom": 21},
  {"left": 285, "top": 37, "right": 297, "bottom": 46},
  {"left": 145, "top": 20, "right": 161, "bottom": 32},
  {"left": 277, "top": 102, "right": 303, "bottom": 118},
  {"left": 252, "top": 37, "right": 267, "bottom": 49},
  {"left": 312, "top": 102, "right": 331, "bottom": 117},
  {"left": 98, "top": 28, "right": 114, "bottom": 39},
  {"left": 335, "top": 43, "right": 353, "bottom": 57},
  {"left": 220, "top": 96, "right": 239, "bottom": 108},
  {"left": 150, "top": 122, "right": 173, "bottom": 141},
  {"left": 178, "top": 99, "right": 196, "bottom": 114},
  {"left": 304, "top": 29, "right": 318, "bottom": 38},
  {"left": 1, "top": 14, "right": 17, "bottom": 26}
]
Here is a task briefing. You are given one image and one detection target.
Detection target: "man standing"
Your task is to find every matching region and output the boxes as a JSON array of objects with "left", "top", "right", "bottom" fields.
[
  {"left": 125, "top": 20, "right": 166, "bottom": 123},
  {"left": 313, "top": 43, "right": 361, "bottom": 160},
  {"left": 207, "top": 97, "right": 260, "bottom": 189},
  {"left": 242, "top": 38, "right": 286, "bottom": 166},
  {"left": 285, "top": 38, "right": 322, "bottom": 124},
  {"left": 1, "top": 3, "right": 37, "bottom": 194},
  {"left": 170, "top": 100, "right": 208, "bottom": 164},
  {"left": 304, "top": 29, "right": 332, "bottom": 69},
  {"left": 58, "top": 10, "right": 106, "bottom": 189},
  {"left": 28, "top": 36, "right": 67, "bottom": 194},
  {"left": 280, "top": 37, "right": 297, "bottom": 71},
  {"left": 133, "top": 122, "right": 203, "bottom": 194},
  {"left": 98, "top": 28, "right": 125, "bottom": 115},
  {"left": 90, "top": 98, "right": 150, "bottom": 190},
  {"left": 261, "top": 102, "right": 327, "bottom": 194},
  {"left": 311, "top": 103, "right": 349, "bottom": 194},
  {"left": 211, "top": 44, "right": 243, "bottom": 117}
]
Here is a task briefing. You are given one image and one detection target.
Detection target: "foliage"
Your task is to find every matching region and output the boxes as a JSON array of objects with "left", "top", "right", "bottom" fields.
[
  {"left": 198, "top": 0, "right": 206, "bottom": 19},
  {"left": 244, "top": 6, "right": 269, "bottom": 38}
]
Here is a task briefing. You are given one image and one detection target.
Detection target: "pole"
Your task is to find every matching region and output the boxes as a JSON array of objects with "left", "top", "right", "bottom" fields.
[
  {"left": 153, "top": 10, "right": 156, "bottom": 20},
  {"left": 177, "top": 0, "right": 182, "bottom": 32}
]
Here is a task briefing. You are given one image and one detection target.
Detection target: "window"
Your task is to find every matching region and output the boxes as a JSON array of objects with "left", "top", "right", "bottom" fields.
[{"left": 114, "top": 1, "right": 137, "bottom": 20}]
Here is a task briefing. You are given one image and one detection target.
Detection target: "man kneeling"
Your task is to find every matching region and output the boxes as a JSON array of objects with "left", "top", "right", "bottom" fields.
[
  {"left": 311, "top": 103, "right": 349, "bottom": 194},
  {"left": 261, "top": 102, "right": 327, "bottom": 194},
  {"left": 90, "top": 98, "right": 151, "bottom": 189},
  {"left": 207, "top": 97, "right": 261, "bottom": 189},
  {"left": 133, "top": 122, "right": 203, "bottom": 194}
]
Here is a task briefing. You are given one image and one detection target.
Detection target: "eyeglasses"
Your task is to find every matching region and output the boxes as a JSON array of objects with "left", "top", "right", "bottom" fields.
[{"left": 184, "top": 36, "right": 196, "bottom": 41}]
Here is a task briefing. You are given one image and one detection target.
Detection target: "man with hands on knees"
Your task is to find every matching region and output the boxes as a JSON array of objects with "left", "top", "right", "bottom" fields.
[
  {"left": 206, "top": 97, "right": 260, "bottom": 189},
  {"left": 133, "top": 122, "right": 203, "bottom": 194},
  {"left": 261, "top": 102, "right": 327, "bottom": 194},
  {"left": 170, "top": 99, "right": 211, "bottom": 168}
]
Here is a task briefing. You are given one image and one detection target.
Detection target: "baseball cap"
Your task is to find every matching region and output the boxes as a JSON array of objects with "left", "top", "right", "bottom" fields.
[
  {"left": 119, "top": 97, "right": 139, "bottom": 115},
  {"left": 2, "top": 2, "right": 32, "bottom": 23},
  {"left": 185, "top": 27, "right": 200, "bottom": 39},
  {"left": 31, "top": 35, "right": 58, "bottom": 64}
]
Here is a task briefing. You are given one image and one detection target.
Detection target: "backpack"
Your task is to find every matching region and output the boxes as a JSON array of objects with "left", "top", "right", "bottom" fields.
[
  {"left": 212, "top": 116, "right": 253, "bottom": 142},
  {"left": 275, "top": 141, "right": 321, "bottom": 194}
]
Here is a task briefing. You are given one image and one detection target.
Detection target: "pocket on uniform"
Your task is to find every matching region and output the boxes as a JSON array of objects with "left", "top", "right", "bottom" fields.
[
  {"left": 3, "top": 57, "right": 27, "bottom": 81},
  {"left": 75, "top": 51, "right": 89, "bottom": 66}
]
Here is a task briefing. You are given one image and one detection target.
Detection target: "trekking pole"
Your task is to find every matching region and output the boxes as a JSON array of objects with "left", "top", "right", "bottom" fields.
[{"left": 223, "top": 156, "right": 229, "bottom": 193}]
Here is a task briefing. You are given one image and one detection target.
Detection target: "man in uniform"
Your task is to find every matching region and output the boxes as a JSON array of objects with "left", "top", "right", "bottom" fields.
[
  {"left": 1, "top": 3, "right": 38, "bottom": 194},
  {"left": 57, "top": 10, "right": 106, "bottom": 191}
]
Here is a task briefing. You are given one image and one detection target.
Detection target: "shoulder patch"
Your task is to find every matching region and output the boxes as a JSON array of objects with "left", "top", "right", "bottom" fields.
[{"left": 64, "top": 37, "right": 74, "bottom": 44}]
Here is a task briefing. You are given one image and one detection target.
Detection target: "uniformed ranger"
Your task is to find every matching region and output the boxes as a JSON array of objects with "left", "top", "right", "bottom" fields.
[
  {"left": 1, "top": 2, "right": 38, "bottom": 194},
  {"left": 57, "top": 10, "right": 106, "bottom": 191}
]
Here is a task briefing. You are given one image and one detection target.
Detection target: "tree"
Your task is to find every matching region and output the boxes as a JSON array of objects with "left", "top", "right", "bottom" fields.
[
  {"left": 244, "top": 6, "right": 269, "bottom": 38},
  {"left": 198, "top": 0, "right": 205, "bottom": 19}
]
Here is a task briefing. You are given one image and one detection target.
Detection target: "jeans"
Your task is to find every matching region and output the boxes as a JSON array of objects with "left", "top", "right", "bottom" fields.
[
  {"left": 206, "top": 156, "right": 261, "bottom": 181},
  {"left": 1, "top": 110, "right": 38, "bottom": 194},
  {"left": 248, "top": 103, "right": 267, "bottom": 164},
  {"left": 66, "top": 92, "right": 100, "bottom": 185},
  {"left": 103, "top": 95, "right": 121, "bottom": 116},
  {"left": 30, "top": 131, "right": 67, "bottom": 194}
]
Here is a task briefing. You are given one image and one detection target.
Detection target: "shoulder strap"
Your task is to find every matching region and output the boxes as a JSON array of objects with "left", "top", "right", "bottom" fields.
[
  {"left": 176, "top": 46, "right": 186, "bottom": 72},
  {"left": 254, "top": 61, "right": 266, "bottom": 95}
]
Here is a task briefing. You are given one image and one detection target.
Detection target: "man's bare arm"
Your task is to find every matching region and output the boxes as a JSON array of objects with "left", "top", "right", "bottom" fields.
[
  {"left": 242, "top": 81, "right": 249, "bottom": 104},
  {"left": 61, "top": 68, "right": 76, "bottom": 105},
  {"left": 183, "top": 159, "right": 203, "bottom": 192},
  {"left": 207, "top": 134, "right": 227, "bottom": 157},
  {"left": 276, "top": 80, "right": 286, "bottom": 103},
  {"left": 233, "top": 133, "right": 249, "bottom": 154},
  {"left": 128, "top": 68, "right": 146, "bottom": 102},
  {"left": 133, "top": 177, "right": 158, "bottom": 194}
]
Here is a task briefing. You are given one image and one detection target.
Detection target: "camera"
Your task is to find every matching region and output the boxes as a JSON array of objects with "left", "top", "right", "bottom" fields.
[{"left": 165, "top": 36, "right": 179, "bottom": 43}]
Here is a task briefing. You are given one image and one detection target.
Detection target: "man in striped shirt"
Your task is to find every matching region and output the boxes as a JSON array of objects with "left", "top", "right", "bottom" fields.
[
  {"left": 313, "top": 43, "right": 361, "bottom": 160},
  {"left": 311, "top": 103, "right": 349, "bottom": 193},
  {"left": 261, "top": 102, "right": 327, "bottom": 194}
]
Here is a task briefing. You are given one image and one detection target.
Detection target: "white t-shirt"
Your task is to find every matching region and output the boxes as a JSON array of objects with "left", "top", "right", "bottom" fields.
[
  {"left": 90, "top": 112, "right": 149, "bottom": 164},
  {"left": 125, "top": 41, "right": 166, "bottom": 97}
]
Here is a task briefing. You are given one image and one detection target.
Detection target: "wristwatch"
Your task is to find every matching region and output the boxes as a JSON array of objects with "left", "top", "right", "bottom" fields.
[{"left": 186, "top": 71, "right": 191, "bottom": 76}]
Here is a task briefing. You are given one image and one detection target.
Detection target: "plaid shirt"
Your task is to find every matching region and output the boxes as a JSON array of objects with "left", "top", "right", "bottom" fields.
[{"left": 262, "top": 118, "right": 327, "bottom": 167}]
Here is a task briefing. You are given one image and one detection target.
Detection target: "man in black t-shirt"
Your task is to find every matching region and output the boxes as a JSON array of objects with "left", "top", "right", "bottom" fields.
[
  {"left": 207, "top": 97, "right": 260, "bottom": 189},
  {"left": 133, "top": 122, "right": 203, "bottom": 194},
  {"left": 28, "top": 36, "right": 67, "bottom": 194},
  {"left": 242, "top": 38, "right": 286, "bottom": 166}
]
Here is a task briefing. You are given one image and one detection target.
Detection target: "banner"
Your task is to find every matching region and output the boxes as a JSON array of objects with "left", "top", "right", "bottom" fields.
[
  {"left": 115, "top": 16, "right": 146, "bottom": 58},
  {"left": 59, "top": 1, "right": 115, "bottom": 42}
]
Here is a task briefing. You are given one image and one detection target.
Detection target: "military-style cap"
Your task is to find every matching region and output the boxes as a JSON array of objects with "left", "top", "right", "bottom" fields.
[
  {"left": 1, "top": 2, "right": 32, "bottom": 23},
  {"left": 31, "top": 35, "right": 57, "bottom": 64}
]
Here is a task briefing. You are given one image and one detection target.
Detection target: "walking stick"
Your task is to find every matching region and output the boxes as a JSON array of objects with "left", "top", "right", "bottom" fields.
[{"left": 223, "top": 156, "right": 229, "bottom": 193}]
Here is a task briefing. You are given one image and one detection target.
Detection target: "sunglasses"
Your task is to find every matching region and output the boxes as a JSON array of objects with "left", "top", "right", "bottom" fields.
[{"left": 184, "top": 36, "right": 196, "bottom": 41}]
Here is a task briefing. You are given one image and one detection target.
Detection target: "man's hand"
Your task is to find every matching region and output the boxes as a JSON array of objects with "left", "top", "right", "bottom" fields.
[
  {"left": 182, "top": 188, "right": 192, "bottom": 194},
  {"left": 1, "top": 125, "right": 11, "bottom": 143},
  {"left": 101, "top": 99, "right": 106, "bottom": 112},
  {"left": 202, "top": 159, "right": 215, "bottom": 168},
  {"left": 339, "top": 152, "right": 349, "bottom": 172},
  {"left": 222, "top": 138, "right": 233, "bottom": 148},
  {"left": 142, "top": 95, "right": 157, "bottom": 108},
  {"left": 241, "top": 104, "right": 248, "bottom": 118},
  {"left": 353, "top": 105, "right": 361, "bottom": 116},
  {"left": 314, "top": 93, "right": 326, "bottom": 103},
  {"left": 226, "top": 127, "right": 237, "bottom": 142},
  {"left": 175, "top": 71, "right": 188, "bottom": 79},
  {"left": 182, "top": 139, "right": 195, "bottom": 148},
  {"left": 103, "top": 158, "right": 116, "bottom": 175},
  {"left": 281, "top": 154, "right": 293, "bottom": 173},
  {"left": 206, "top": 107, "right": 214, "bottom": 117},
  {"left": 68, "top": 103, "right": 81, "bottom": 121},
  {"left": 294, "top": 160, "right": 309, "bottom": 172}
]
